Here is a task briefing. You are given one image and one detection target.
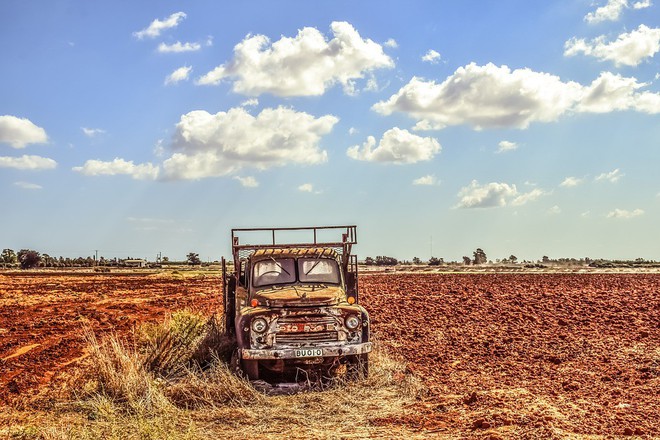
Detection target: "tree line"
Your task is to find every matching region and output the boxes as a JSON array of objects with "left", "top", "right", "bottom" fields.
[{"left": 0, "top": 248, "right": 207, "bottom": 269}]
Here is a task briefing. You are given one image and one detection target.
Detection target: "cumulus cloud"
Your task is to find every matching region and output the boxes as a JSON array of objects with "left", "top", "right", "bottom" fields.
[
  {"left": 548, "top": 205, "right": 562, "bottom": 215},
  {"left": 13, "top": 181, "right": 42, "bottom": 190},
  {"left": 511, "top": 188, "right": 547, "bottom": 206},
  {"left": 565, "top": 25, "right": 660, "bottom": 66},
  {"left": 0, "top": 115, "right": 48, "bottom": 148},
  {"left": 607, "top": 208, "right": 644, "bottom": 218},
  {"left": 346, "top": 128, "right": 440, "bottom": 164},
  {"left": 157, "top": 41, "right": 201, "bottom": 53},
  {"left": 422, "top": 49, "right": 441, "bottom": 63},
  {"left": 585, "top": 0, "right": 628, "bottom": 23},
  {"left": 298, "top": 183, "right": 314, "bottom": 192},
  {"left": 133, "top": 12, "right": 186, "bottom": 39},
  {"left": 0, "top": 155, "right": 56, "bottom": 170},
  {"left": 73, "top": 158, "right": 159, "bottom": 180},
  {"left": 496, "top": 140, "right": 518, "bottom": 153},
  {"left": 81, "top": 127, "right": 106, "bottom": 137},
  {"left": 577, "top": 72, "right": 660, "bottom": 113},
  {"left": 241, "top": 98, "right": 259, "bottom": 107},
  {"left": 633, "top": 0, "right": 652, "bottom": 9},
  {"left": 384, "top": 38, "right": 398, "bottom": 48},
  {"left": 165, "top": 66, "right": 192, "bottom": 85},
  {"left": 595, "top": 168, "right": 624, "bottom": 182},
  {"left": 373, "top": 63, "right": 660, "bottom": 131},
  {"left": 412, "top": 175, "right": 438, "bottom": 185},
  {"left": 196, "top": 21, "right": 393, "bottom": 96},
  {"left": 162, "top": 106, "right": 337, "bottom": 180},
  {"left": 234, "top": 176, "right": 259, "bottom": 187},
  {"left": 456, "top": 181, "right": 546, "bottom": 209},
  {"left": 560, "top": 176, "right": 585, "bottom": 187}
]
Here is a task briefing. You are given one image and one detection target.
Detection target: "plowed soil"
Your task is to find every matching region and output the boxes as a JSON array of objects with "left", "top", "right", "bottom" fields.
[{"left": 1, "top": 272, "right": 658, "bottom": 438}]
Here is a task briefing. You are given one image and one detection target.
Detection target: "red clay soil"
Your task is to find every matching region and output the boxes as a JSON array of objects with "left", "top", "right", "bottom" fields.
[
  {"left": 0, "top": 273, "right": 221, "bottom": 405},
  {"left": 1, "top": 272, "right": 659, "bottom": 438},
  {"left": 362, "top": 273, "right": 660, "bottom": 438}
]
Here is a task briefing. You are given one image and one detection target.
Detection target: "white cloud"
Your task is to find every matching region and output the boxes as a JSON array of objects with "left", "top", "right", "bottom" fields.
[
  {"left": 581, "top": 210, "right": 591, "bottom": 217},
  {"left": 585, "top": 0, "right": 628, "bottom": 23},
  {"left": 81, "top": 127, "right": 106, "bottom": 137},
  {"left": 13, "top": 181, "right": 42, "bottom": 190},
  {"left": 564, "top": 25, "right": 660, "bottom": 67},
  {"left": 234, "top": 176, "right": 259, "bottom": 187},
  {"left": 607, "top": 208, "right": 644, "bottom": 218},
  {"left": 133, "top": 12, "right": 186, "bottom": 39},
  {"left": 595, "top": 168, "right": 624, "bottom": 182},
  {"left": 456, "top": 181, "right": 518, "bottom": 208},
  {"left": 73, "top": 158, "right": 159, "bottom": 180},
  {"left": 422, "top": 49, "right": 441, "bottom": 63},
  {"left": 560, "top": 176, "right": 584, "bottom": 187},
  {"left": 373, "top": 63, "right": 660, "bottom": 131},
  {"left": 511, "top": 188, "right": 546, "bottom": 206},
  {"left": 548, "top": 205, "right": 562, "bottom": 215},
  {"left": 165, "top": 66, "right": 192, "bottom": 85},
  {"left": 298, "top": 183, "right": 314, "bottom": 192},
  {"left": 197, "top": 21, "right": 394, "bottom": 97},
  {"left": 0, "top": 115, "right": 48, "bottom": 148},
  {"left": 346, "top": 127, "right": 440, "bottom": 164},
  {"left": 162, "top": 106, "right": 337, "bottom": 180},
  {"left": 456, "top": 180, "right": 546, "bottom": 209},
  {"left": 157, "top": 41, "right": 201, "bottom": 53},
  {"left": 578, "top": 72, "right": 660, "bottom": 113},
  {"left": 633, "top": 0, "right": 652, "bottom": 8},
  {"left": 348, "top": 127, "right": 358, "bottom": 135},
  {"left": 384, "top": 38, "right": 398, "bottom": 48},
  {"left": 0, "top": 155, "right": 56, "bottom": 170},
  {"left": 496, "top": 140, "right": 518, "bottom": 153},
  {"left": 241, "top": 98, "right": 259, "bottom": 107},
  {"left": 412, "top": 175, "right": 438, "bottom": 185}
]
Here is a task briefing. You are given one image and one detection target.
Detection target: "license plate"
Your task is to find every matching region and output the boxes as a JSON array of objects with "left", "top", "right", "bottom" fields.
[{"left": 295, "top": 348, "right": 323, "bottom": 358}]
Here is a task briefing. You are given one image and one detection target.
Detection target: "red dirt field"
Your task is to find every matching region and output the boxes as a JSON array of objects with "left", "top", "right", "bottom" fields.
[{"left": 1, "top": 272, "right": 659, "bottom": 438}]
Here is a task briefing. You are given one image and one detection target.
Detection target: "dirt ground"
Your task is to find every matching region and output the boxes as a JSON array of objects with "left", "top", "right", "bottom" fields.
[{"left": 1, "top": 272, "right": 658, "bottom": 438}]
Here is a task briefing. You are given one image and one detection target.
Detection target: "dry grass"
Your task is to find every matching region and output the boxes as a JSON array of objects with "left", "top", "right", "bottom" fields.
[{"left": 0, "top": 311, "right": 425, "bottom": 440}]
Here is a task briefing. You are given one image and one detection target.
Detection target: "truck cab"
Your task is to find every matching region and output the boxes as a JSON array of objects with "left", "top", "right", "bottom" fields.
[{"left": 223, "top": 226, "right": 371, "bottom": 384}]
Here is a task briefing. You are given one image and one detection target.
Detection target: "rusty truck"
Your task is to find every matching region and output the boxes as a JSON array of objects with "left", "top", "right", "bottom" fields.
[{"left": 222, "top": 226, "right": 371, "bottom": 386}]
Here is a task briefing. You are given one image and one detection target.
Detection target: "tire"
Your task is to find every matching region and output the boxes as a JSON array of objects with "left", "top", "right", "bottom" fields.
[
  {"left": 346, "top": 354, "right": 369, "bottom": 380},
  {"left": 230, "top": 348, "right": 259, "bottom": 380}
]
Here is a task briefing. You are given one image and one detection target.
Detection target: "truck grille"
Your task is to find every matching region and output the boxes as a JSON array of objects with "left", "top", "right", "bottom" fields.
[
  {"left": 275, "top": 314, "right": 339, "bottom": 345},
  {"left": 275, "top": 331, "right": 338, "bottom": 344}
]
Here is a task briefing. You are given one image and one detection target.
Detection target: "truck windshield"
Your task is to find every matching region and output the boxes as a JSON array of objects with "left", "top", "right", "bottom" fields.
[
  {"left": 298, "top": 258, "right": 340, "bottom": 284},
  {"left": 252, "top": 258, "right": 296, "bottom": 287}
]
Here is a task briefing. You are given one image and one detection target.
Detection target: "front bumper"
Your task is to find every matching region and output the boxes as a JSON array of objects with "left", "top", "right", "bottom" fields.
[{"left": 241, "top": 342, "right": 372, "bottom": 360}]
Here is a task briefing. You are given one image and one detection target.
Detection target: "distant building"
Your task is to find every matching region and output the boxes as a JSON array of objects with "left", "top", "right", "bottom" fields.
[{"left": 123, "top": 259, "right": 146, "bottom": 268}]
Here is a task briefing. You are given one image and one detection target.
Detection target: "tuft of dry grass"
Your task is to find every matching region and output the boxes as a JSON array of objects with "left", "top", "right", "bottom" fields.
[{"left": 2, "top": 311, "right": 426, "bottom": 439}]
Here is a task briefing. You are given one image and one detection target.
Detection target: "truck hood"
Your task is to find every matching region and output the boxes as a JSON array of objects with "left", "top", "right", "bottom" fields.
[{"left": 254, "top": 285, "right": 345, "bottom": 307}]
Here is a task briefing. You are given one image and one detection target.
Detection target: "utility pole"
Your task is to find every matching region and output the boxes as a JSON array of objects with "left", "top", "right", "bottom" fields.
[
  {"left": 430, "top": 235, "right": 433, "bottom": 258},
  {"left": 94, "top": 249, "right": 98, "bottom": 266}
]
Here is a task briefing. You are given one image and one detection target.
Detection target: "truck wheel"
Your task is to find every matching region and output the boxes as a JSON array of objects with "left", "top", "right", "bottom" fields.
[
  {"left": 347, "top": 354, "right": 369, "bottom": 380},
  {"left": 230, "top": 349, "right": 259, "bottom": 380}
]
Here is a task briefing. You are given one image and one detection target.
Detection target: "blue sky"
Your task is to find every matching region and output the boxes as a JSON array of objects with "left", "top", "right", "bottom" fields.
[{"left": 1, "top": 0, "right": 660, "bottom": 262}]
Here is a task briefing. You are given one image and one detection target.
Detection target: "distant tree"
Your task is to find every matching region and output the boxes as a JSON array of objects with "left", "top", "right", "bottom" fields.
[
  {"left": 187, "top": 252, "right": 201, "bottom": 265},
  {"left": 162, "top": 256, "right": 169, "bottom": 263},
  {"left": 375, "top": 256, "right": 398, "bottom": 266},
  {"left": 473, "top": 248, "right": 487, "bottom": 265},
  {"left": 1, "top": 249, "right": 17, "bottom": 267},
  {"left": 462, "top": 256, "right": 471, "bottom": 265},
  {"left": 542, "top": 255, "right": 550, "bottom": 264},
  {"left": 428, "top": 257, "right": 443, "bottom": 266},
  {"left": 509, "top": 255, "right": 518, "bottom": 264},
  {"left": 17, "top": 249, "right": 41, "bottom": 269},
  {"left": 364, "top": 257, "right": 375, "bottom": 265},
  {"left": 412, "top": 257, "right": 422, "bottom": 265}
]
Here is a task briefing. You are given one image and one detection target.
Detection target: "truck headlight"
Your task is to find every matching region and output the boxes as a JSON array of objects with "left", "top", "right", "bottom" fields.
[
  {"left": 251, "top": 317, "right": 268, "bottom": 333},
  {"left": 345, "top": 315, "right": 360, "bottom": 330}
]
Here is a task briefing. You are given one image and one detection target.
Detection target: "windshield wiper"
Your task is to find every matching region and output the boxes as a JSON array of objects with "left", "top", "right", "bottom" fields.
[
  {"left": 269, "top": 257, "right": 291, "bottom": 276},
  {"left": 304, "top": 256, "right": 324, "bottom": 275}
]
